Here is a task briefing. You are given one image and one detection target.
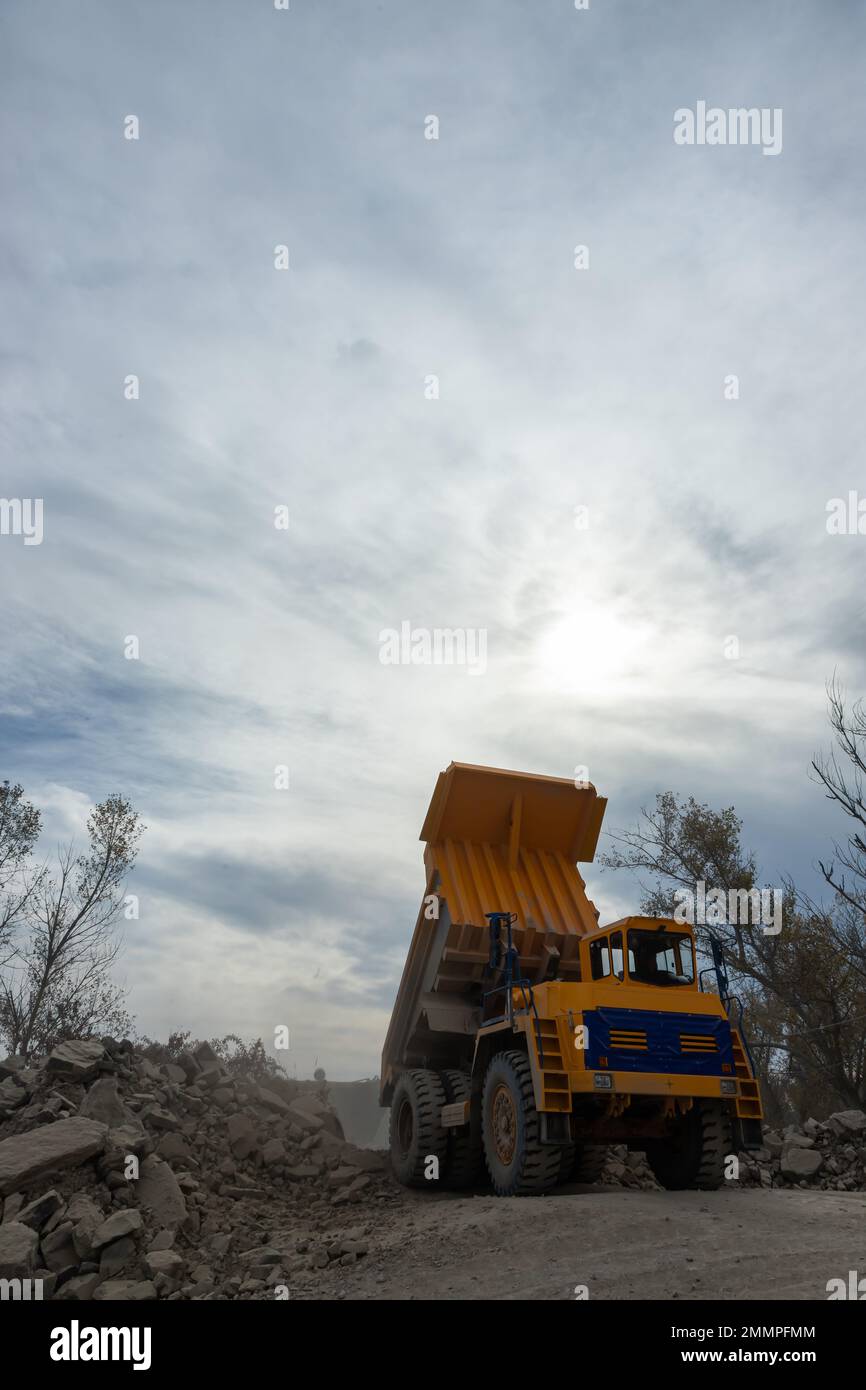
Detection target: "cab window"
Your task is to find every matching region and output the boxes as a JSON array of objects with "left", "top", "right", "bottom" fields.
[
  {"left": 590, "top": 938, "right": 610, "bottom": 980},
  {"left": 627, "top": 930, "right": 695, "bottom": 986},
  {"left": 590, "top": 933, "right": 625, "bottom": 981}
]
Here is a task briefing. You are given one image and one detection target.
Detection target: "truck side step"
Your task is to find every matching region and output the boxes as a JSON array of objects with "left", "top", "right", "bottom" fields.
[
  {"left": 531, "top": 1018, "right": 571, "bottom": 1113},
  {"left": 731, "top": 1028, "right": 763, "bottom": 1121}
]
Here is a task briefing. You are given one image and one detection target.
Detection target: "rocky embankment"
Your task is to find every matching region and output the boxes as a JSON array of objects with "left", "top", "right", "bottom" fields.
[{"left": 0, "top": 1038, "right": 395, "bottom": 1300}]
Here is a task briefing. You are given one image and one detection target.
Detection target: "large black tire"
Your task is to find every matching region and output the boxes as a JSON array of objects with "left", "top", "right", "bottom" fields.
[
  {"left": 574, "top": 1143, "right": 607, "bottom": 1183},
  {"left": 644, "top": 1102, "right": 730, "bottom": 1190},
  {"left": 556, "top": 1144, "right": 576, "bottom": 1184},
  {"left": 482, "top": 1050, "right": 562, "bottom": 1196},
  {"left": 440, "top": 1069, "right": 484, "bottom": 1190},
  {"left": 389, "top": 1069, "right": 448, "bottom": 1188},
  {"left": 557, "top": 1141, "right": 607, "bottom": 1185}
]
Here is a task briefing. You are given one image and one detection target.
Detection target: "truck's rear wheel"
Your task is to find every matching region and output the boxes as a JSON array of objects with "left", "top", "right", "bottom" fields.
[
  {"left": 644, "top": 1101, "right": 730, "bottom": 1190},
  {"left": 440, "top": 1069, "right": 484, "bottom": 1189},
  {"left": 482, "top": 1050, "right": 561, "bottom": 1196},
  {"left": 557, "top": 1141, "right": 607, "bottom": 1184},
  {"left": 389, "top": 1069, "right": 448, "bottom": 1188}
]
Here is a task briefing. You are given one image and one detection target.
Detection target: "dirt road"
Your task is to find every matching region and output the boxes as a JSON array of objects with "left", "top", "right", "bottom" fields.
[{"left": 313, "top": 1185, "right": 866, "bottom": 1301}]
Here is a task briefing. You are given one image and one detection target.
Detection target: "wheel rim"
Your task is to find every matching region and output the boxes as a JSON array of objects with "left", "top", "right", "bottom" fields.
[
  {"left": 396, "top": 1097, "right": 414, "bottom": 1156},
  {"left": 491, "top": 1082, "right": 517, "bottom": 1165}
]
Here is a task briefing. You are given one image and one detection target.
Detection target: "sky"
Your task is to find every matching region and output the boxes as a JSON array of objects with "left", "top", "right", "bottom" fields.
[{"left": 1, "top": 0, "right": 865, "bottom": 1079}]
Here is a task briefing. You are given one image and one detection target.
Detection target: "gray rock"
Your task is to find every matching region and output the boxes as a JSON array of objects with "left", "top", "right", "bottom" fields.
[
  {"left": 338, "top": 1143, "right": 386, "bottom": 1171},
  {"left": 240, "top": 1245, "right": 281, "bottom": 1265},
  {"left": 327, "top": 1166, "right": 362, "bottom": 1187},
  {"left": 0, "top": 1117, "right": 107, "bottom": 1195},
  {"left": 45, "top": 1039, "right": 106, "bottom": 1079},
  {"left": 56, "top": 1272, "right": 102, "bottom": 1300},
  {"left": 827, "top": 1110, "right": 866, "bottom": 1136},
  {"left": 157, "top": 1132, "right": 194, "bottom": 1165},
  {"left": 99, "top": 1235, "right": 138, "bottom": 1279},
  {"left": 16, "top": 1189, "right": 64, "bottom": 1231},
  {"left": 93, "top": 1278, "right": 157, "bottom": 1301},
  {"left": 176, "top": 1051, "right": 200, "bottom": 1080},
  {"left": 286, "top": 1105, "right": 324, "bottom": 1134},
  {"left": 91, "top": 1208, "right": 143, "bottom": 1252},
  {"left": 136, "top": 1155, "right": 188, "bottom": 1229},
  {"left": 0, "top": 1077, "right": 29, "bottom": 1111},
  {"left": 41, "top": 1221, "right": 78, "bottom": 1272},
  {"left": 197, "top": 1064, "right": 225, "bottom": 1089},
  {"left": 80, "top": 1077, "right": 132, "bottom": 1128},
  {"left": 140, "top": 1106, "right": 177, "bottom": 1131},
  {"left": 0, "top": 1221, "right": 39, "bottom": 1278},
  {"left": 144, "top": 1248, "right": 185, "bottom": 1279},
  {"left": 227, "top": 1114, "right": 257, "bottom": 1159},
  {"left": 261, "top": 1138, "right": 287, "bottom": 1166},
  {"left": 147, "top": 1229, "right": 176, "bottom": 1252},
  {"left": 257, "top": 1086, "right": 291, "bottom": 1114},
  {"left": 780, "top": 1145, "right": 823, "bottom": 1178}
]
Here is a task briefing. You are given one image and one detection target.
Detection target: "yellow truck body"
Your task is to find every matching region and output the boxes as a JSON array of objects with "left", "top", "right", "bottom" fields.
[{"left": 381, "top": 763, "right": 763, "bottom": 1196}]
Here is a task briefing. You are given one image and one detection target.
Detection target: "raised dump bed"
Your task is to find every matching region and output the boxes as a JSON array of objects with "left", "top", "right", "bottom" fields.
[{"left": 379, "top": 762, "right": 607, "bottom": 1103}]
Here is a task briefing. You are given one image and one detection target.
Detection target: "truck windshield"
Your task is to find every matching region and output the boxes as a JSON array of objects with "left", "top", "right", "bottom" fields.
[{"left": 627, "top": 930, "right": 694, "bottom": 986}]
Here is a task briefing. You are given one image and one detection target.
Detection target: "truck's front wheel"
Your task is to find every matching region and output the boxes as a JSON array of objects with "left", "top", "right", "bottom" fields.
[
  {"left": 389, "top": 1069, "right": 448, "bottom": 1188},
  {"left": 482, "top": 1050, "right": 561, "bottom": 1196},
  {"left": 644, "top": 1101, "right": 730, "bottom": 1190}
]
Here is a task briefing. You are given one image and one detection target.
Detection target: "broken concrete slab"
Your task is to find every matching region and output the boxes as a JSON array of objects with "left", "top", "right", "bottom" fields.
[
  {"left": 0, "top": 1117, "right": 107, "bottom": 1195},
  {"left": 45, "top": 1039, "right": 106, "bottom": 1079}
]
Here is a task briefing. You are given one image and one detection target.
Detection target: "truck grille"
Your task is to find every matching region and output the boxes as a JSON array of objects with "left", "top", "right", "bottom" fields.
[
  {"left": 609, "top": 1029, "right": 648, "bottom": 1051},
  {"left": 680, "top": 1032, "right": 718, "bottom": 1054}
]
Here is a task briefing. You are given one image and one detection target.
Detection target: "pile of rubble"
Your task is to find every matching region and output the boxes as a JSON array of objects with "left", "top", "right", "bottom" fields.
[
  {"left": 736, "top": 1109, "right": 866, "bottom": 1191},
  {"left": 578, "top": 1110, "right": 866, "bottom": 1195},
  {"left": 0, "top": 1037, "right": 394, "bottom": 1300}
]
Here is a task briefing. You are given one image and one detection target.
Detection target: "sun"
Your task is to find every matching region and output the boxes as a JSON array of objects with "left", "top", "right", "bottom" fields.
[{"left": 531, "top": 605, "right": 653, "bottom": 697}]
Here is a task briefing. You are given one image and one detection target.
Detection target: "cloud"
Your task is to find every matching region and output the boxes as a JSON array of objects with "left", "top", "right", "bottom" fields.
[{"left": 1, "top": 1, "right": 863, "bottom": 1076}]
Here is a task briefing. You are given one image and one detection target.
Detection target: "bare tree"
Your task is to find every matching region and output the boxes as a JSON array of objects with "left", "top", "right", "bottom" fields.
[
  {"left": 0, "top": 781, "right": 42, "bottom": 956},
  {"left": 0, "top": 791, "right": 143, "bottom": 1057},
  {"left": 812, "top": 675, "right": 866, "bottom": 927}
]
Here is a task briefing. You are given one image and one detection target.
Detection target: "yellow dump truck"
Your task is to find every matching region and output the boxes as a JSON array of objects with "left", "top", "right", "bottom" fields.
[{"left": 380, "top": 763, "right": 763, "bottom": 1196}]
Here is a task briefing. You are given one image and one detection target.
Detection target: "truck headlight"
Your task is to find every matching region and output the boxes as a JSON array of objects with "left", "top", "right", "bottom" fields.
[
  {"left": 593, "top": 1073, "right": 613, "bottom": 1090},
  {"left": 720, "top": 1079, "right": 737, "bottom": 1096}
]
